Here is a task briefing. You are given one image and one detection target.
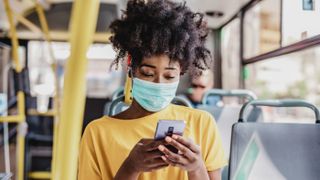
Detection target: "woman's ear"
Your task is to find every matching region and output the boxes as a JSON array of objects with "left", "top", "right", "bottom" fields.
[
  {"left": 127, "top": 54, "right": 133, "bottom": 78},
  {"left": 128, "top": 68, "right": 132, "bottom": 78}
]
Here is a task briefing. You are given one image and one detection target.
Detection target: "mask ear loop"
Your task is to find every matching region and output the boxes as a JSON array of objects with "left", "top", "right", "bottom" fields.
[{"left": 124, "top": 54, "right": 133, "bottom": 104}]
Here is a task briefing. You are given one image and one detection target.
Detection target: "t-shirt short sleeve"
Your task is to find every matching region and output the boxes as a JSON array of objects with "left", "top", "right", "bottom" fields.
[
  {"left": 78, "top": 123, "right": 102, "bottom": 180},
  {"left": 201, "top": 112, "right": 228, "bottom": 171}
]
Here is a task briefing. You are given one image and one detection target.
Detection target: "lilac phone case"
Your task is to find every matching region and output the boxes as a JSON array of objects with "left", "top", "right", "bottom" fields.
[{"left": 154, "top": 120, "right": 186, "bottom": 140}]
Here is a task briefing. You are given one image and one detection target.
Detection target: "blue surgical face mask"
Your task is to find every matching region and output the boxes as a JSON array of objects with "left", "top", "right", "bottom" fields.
[{"left": 132, "top": 78, "right": 179, "bottom": 112}]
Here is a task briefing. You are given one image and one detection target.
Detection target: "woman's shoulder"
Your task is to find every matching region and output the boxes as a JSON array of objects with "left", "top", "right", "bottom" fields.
[
  {"left": 170, "top": 104, "right": 214, "bottom": 120},
  {"left": 84, "top": 116, "right": 115, "bottom": 133}
]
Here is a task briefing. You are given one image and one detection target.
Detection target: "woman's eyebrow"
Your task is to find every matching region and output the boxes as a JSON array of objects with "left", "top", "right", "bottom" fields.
[
  {"left": 140, "top": 64, "right": 156, "bottom": 69},
  {"left": 165, "top": 67, "right": 178, "bottom": 70}
]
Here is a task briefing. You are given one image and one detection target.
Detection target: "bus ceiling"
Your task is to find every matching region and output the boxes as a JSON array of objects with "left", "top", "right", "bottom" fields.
[{"left": 0, "top": 0, "right": 252, "bottom": 42}]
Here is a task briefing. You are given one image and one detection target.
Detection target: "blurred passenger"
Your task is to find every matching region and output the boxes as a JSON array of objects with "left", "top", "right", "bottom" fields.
[
  {"left": 78, "top": 1, "right": 227, "bottom": 180},
  {"left": 186, "top": 70, "right": 221, "bottom": 108}
]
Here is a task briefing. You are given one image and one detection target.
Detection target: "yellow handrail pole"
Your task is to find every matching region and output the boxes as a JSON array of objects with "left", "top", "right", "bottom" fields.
[
  {"left": 28, "top": 171, "right": 51, "bottom": 179},
  {"left": 34, "top": 0, "right": 56, "bottom": 62},
  {"left": 3, "top": 1, "right": 27, "bottom": 180},
  {"left": 32, "top": 1, "right": 60, "bottom": 177},
  {"left": 53, "top": 0, "right": 100, "bottom": 179},
  {"left": 0, "top": 116, "right": 23, "bottom": 123},
  {"left": 3, "top": 0, "right": 21, "bottom": 72},
  {"left": 14, "top": 12, "right": 43, "bottom": 34}
]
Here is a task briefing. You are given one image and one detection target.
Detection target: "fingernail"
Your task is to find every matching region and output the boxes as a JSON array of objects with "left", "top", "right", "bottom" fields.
[
  {"left": 158, "top": 145, "right": 165, "bottom": 151},
  {"left": 161, "top": 156, "right": 167, "bottom": 161},
  {"left": 165, "top": 136, "right": 172, "bottom": 142},
  {"left": 172, "top": 135, "right": 178, "bottom": 139}
]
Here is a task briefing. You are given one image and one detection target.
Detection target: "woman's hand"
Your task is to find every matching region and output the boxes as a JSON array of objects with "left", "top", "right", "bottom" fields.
[
  {"left": 158, "top": 135, "right": 209, "bottom": 179},
  {"left": 125, "top": 139, "right": 168, "bottom": 172},
  {"left": 115, "top": 139, "right": 169, "bottom": 180}
]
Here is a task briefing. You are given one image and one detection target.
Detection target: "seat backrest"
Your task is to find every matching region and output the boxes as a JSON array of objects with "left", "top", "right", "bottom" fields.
[
  {"left": 199, "top": 89, "right": 261, "bottom": 156},
  {"left": 171, "top": 96, "right": 193, "bottom": 107},
  {"left": 111, "top": 87, "right": 124, "bottom": 100},
  {"left": 202, "top": 89, "right": 257, "bottom": 105},
  {"left": 229, "top": 122, "right": 320, "bottom": 180},
  {"left": 105, "top": 95, "right": 129, "bottom": 116},
  {"left": 197, "top": 105, "right": 263, "bottom": 157}
]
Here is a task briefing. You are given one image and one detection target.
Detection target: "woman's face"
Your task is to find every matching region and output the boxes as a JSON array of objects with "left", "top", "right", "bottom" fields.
[{"left": 134, "top": 54, "right": 181, "bottom": 83}]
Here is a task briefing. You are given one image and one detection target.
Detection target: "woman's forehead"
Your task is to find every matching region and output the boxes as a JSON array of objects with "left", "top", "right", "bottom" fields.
[{"left": 140, "top": 55, "right": 180, "bottom": 69}]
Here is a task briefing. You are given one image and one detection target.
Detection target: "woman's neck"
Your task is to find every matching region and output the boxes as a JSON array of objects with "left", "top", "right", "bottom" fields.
[{"left": 112, "top": 100, "right": 154, "bottom": 120}]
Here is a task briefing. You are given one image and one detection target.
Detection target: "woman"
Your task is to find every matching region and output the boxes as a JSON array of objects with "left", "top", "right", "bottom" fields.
[{"left": 78, "top": 0, "right": 227, "bottom": 179}]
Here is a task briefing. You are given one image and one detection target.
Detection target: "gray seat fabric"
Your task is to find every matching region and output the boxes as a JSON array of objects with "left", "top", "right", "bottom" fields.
[
  {"left": 197, "top": 105, "right": 263, "bottom": 157},
  {"left": 229, "top": 123, "right": 320, "bottom": 180},
  {"left": 197, "top": 105, "right": 263, "bottom": 180},
  {"left": 197, "top": 105, "right": 224, "bottom": 120},
  {"left": 103, "top": 101, "right": 129, "bottom": 116}
]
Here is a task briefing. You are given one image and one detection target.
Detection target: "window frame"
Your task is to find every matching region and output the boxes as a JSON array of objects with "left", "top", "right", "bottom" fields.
[{"left": 214, "top": 0, "right": 320, "bottom": 88}]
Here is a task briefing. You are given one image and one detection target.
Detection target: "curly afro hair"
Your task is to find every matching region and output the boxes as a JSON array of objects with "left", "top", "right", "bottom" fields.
[{"left": 109, "top": 0, "right": 212, "bottom": 76}]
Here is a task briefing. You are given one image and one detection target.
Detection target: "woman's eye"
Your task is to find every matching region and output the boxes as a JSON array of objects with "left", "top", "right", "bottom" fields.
[
  {"left": 142, "top": 72, "right": 154, "bottom": 77},
  {"left": 166, "top": 76, "right": 175, "bottom": 79}
]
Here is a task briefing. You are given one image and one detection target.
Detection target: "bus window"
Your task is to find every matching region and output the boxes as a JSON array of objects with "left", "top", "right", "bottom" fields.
[
  {"left": 28, "top": 41, "right": 123, "bottom": 102},
  {"left": 245, "top": 46, "right": 320, "bottom": 123},
  {"left": 244, "top": 0, "right": 281, "bottom": 59},
  {"left": 221, "top": 18, "right": 240, "bottom": 89},
  {"left": 282, "top": 0, "right": 320, "bottom": 46}
]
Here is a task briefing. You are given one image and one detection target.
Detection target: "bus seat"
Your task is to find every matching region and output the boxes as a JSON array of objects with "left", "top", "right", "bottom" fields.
[
  {"left": 105, "top": 96, "right": 129, "bottom": 116},
  {"left": 230, "top": 123, "right": 320, "bottom": 180},
  {"left": 111, "top": 87, "right": 124, "bottom": 100},
  {"left": 198, "top": 89, "right": 262, "bottom": 180},
  {"left": 229, "top": 99, "right": 320, "bottom": 180},
  {"left": 102, "top": 87, "right": 125, "bottom": 116},
  {"left": 171, "top": 96, "right": 193, "bottom": 107},
  {"left": 197, "top": 89, "right": 262, "bottom": 156},
  {"left": 202, "top": 89, "right": 258, "bottom": 105},
  {"left": 197, "top": 105, "right": 263, "bottom": 157}
]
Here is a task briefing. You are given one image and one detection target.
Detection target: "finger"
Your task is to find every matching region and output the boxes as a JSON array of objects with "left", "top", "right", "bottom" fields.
[
  {"left": 161, "top": 155, "right": 180, "bottom": 167},
  {"left": 146, "top": 150, "right": 164, "bottom": 159},
  {"left": 144, "top": 140, "right": 165, "bottom": 151},
  {"left": 158, "top": 145, "right": 188, "bottom": 165},
  {"left": 145, "top": 163, "right": 169, "bottom": 172},
  {"left": 172, "top": 135, "right": 200, "bottom": 153},
  {"left": 138, "top": 138, "right": 151, "bottom": 144},
  {"left": 161, "top": 156, "right": 186, "bottom": 170},
  {"left": 164, "top": 136, "right": 194, "bottom": 160},
  {"left": 136, "top": 139, "right": 151, "bottom": 148},
  {"left": 144, "top": 157, "right": 168, "bottom": 167}
]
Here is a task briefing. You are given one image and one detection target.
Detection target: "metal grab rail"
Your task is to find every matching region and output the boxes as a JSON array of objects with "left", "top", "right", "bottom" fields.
[
  {"left": 171, "top": 96, "right": 193, "bottom": 108},
  {"left": 2, "top": 1, "right": 27, "bottom": 180},
  {"left": 201, "top": 89, "right": 257, "bottom": 105},
  {"left": 238, "top": 99, "right": 320, "bottom": 123},
  {"left": 111, "top": 87, "right": 124, "bottom": 100},
  {"left": 109, "top": 95, "right": 126, "bottom": 116},
  {"left": 53, "top": 0, "right": 101, "bottom": 179}
]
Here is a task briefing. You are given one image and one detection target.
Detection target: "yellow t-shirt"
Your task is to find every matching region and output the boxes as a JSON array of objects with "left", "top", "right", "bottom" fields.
[{"left": 78, "top": 104, "right": 227, "bottom": 180}]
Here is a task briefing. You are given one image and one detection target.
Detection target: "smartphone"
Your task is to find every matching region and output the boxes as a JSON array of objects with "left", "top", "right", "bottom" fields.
[{"left": 154, "top": 120, "right": 186, "bottom": 153}]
